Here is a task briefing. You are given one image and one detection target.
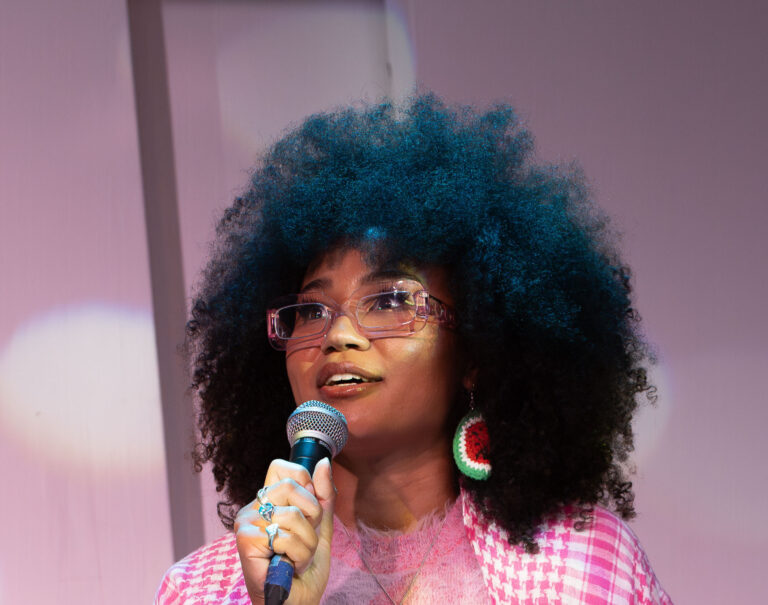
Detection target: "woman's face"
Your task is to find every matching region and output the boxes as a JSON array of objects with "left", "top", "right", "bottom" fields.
[{"left": 285, "top": 248, "right": 466, "bottom": 457}]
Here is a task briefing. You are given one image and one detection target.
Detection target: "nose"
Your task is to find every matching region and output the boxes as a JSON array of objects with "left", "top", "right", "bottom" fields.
[{"left": 321, "top": 313, "right": 371, "bottom": 353}]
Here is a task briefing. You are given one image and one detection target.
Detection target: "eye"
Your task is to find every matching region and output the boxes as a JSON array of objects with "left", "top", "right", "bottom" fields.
[
  {"left": 366, "top": 291, "right": 413, "bottom": 311},
  {"left": 294, "top": 304, "right": 327, "bottom": 323}
]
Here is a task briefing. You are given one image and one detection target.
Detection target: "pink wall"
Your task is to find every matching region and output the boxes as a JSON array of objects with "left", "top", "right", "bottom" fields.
[
  {"left": 398, "top": 1, "right": 768, "bottom": 602},
  {"left": 0, "top": 0, "right": 172, "bottom": 603},
  {"left": 1, "top": 0, "right": 765, "bottom": 602}
]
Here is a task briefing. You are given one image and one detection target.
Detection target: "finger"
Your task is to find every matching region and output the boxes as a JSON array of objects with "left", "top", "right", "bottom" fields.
[
  {"left": 240, "top": 522, "right": 314, "bottom": 575},
  {"left": 270, "top": 529, "right": 314, "bottom": 575},
  {"left": 270, "top": 506, "right": 319, "bottom": 553},
  {"left": 313, "top": 458, "right": 336, "bottom": 513},
  {"left": 236, "top": 500, "right": 320, "bottom": 553},
  {"left": 235, "top": 523, "right": 272, "bottom": 603},
  {"left": 312, "top": 458, "right": 337, "bottom": 565},
  {"left": 264, "top": 458, "right": 312, "bottom": 489},
  {"left": 236, "top": 522, "right": 275, "bottom": 559},
  {"left": 260, "top": 478, "right": 323, "bottom": 528},
  {"left": 234, "top": 505, "right": 265, "bottom": 532}
]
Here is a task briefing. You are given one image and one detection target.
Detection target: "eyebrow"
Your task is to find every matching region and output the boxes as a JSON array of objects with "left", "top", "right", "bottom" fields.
[{"left": 299, "top": 269, "right": 420, "bottom": 293}]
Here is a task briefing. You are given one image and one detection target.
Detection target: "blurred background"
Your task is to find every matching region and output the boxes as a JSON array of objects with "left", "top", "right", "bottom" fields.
[{"left": 1, "top": 0, "right": 766, "bottom": 602}]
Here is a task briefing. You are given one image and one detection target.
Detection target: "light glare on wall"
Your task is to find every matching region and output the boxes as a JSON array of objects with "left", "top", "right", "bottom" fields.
[{"left": 0, "top": 304, "right": 165, "bottom": 475}]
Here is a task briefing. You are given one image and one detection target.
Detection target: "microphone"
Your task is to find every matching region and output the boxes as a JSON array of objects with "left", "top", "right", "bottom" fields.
[{"left": 264, "top": 401, "right": 348, "bottom": 605}]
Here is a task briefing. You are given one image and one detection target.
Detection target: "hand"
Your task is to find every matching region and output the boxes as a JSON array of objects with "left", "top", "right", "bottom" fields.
[{"left": 235, "top": 458, "right": 336, "bottom": 605}]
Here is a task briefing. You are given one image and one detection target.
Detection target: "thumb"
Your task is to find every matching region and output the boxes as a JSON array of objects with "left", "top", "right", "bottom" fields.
[{"left": 312, "top": 458, "right": 336, "bottom": 549}]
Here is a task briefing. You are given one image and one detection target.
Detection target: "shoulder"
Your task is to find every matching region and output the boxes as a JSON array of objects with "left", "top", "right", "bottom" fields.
[
  {"left": 533, "top": 506, "right": 673, "bottom": 604},
  {"left": 154, "top": 532, "right": 250, "bottom": 605},
  {"left": 540, "top": 507, "right": 670, "bottom": 601},
  {"left": 462, "top": 494, "right": 672, "bottom": 604},
  {"left": 543, "top": 505, "right": 644, "bottom": 567}
]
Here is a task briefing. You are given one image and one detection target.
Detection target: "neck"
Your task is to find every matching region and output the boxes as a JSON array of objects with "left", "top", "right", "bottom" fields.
[{"left": 332, "top": 436, "right": 457, "bottom": 532}]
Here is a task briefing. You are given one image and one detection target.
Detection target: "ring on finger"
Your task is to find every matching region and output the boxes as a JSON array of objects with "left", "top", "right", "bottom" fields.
[
  {"left": 258, "top": 502, "right": 275, "bottom": 523},
  {"left": 257, "top": 486, "right": 270, "bottom": 505},
  {"left": 265, "top": 523, "right": 279, "bottom": 551}
]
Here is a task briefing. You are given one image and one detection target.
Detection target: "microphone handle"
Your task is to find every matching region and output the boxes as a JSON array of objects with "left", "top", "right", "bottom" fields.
[
  {"left": 290, "top": 438, "right": 332, "bottom": 475},
  {"left": 264, "top": 437, "right": 332, "bottom": 605}
]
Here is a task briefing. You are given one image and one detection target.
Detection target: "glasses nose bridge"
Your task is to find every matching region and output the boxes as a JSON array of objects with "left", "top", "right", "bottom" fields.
[
  {"left": 324, "top": 297, "right": 362, "bottom": 332},
  {"left": 320, "top": 297, "right": 371, "bottom": 352}
]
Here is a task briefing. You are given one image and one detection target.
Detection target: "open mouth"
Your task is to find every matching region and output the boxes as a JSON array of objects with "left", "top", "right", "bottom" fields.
[{"left": 324, "top": 373, "right": 382, "bottom": 386}]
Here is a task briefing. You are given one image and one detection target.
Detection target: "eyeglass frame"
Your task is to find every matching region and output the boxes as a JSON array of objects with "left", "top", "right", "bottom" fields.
[{"left": 266, "top": 278, "right": 457, "bottom": 352}]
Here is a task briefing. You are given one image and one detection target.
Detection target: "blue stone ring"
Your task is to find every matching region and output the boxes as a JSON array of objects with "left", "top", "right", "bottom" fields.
[{"left": 258, "top": 501, "right": 275, "bottom": 523}]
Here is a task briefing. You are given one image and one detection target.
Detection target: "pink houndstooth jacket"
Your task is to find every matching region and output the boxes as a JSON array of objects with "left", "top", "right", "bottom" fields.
[{"left": 155, "top": 489, "right": 672, "bottom": 604}]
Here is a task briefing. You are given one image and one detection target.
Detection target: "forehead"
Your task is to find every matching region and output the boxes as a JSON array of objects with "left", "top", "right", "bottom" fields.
[{"left": 300, "top": 247, "right": 454, "bottom": 303}]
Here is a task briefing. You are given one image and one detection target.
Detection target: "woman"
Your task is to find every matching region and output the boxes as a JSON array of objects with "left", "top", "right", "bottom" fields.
[{"left": 156, "top": 94, "right": 672, "bottom": 604}]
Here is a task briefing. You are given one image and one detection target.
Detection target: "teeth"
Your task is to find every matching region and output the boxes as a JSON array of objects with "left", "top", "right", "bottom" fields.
[{"left": 325, "top": 373, "right": 371, "bottom": 386}]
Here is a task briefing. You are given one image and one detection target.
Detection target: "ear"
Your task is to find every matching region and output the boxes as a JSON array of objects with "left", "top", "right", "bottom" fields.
[{"left": 462, "top": 363, "right": 478, "bottom": 391}]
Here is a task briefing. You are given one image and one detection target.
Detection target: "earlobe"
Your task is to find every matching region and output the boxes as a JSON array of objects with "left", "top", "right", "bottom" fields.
[{"left": 462, "top": 364, "right": 478, "bottom": 391}]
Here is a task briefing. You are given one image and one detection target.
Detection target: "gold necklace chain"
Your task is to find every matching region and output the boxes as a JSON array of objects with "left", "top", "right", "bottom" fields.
[{"left": 346, "top": 515, "right": 448, "bottom": 605}]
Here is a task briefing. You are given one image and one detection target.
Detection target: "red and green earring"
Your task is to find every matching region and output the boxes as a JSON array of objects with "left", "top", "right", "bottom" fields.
[{"left": 452, "top": 391, "right": 491, "bottom": 480}]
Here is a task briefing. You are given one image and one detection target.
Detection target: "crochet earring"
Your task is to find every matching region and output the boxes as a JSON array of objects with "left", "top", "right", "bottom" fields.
[{"left": 452, "top": 390, "right": 491, "bottom": 480}]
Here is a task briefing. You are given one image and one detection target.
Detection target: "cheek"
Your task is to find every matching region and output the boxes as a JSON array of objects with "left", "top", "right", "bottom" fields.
[
  {"left": 285, "top": 351, "right": 318, "bottom": 401},
  {"left": 383, "top": 333, "right": 459, "bottom": 392}
]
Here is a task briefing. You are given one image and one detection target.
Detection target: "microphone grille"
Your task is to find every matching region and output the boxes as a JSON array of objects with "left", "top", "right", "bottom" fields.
[{"left": 286, "top": 400, "right": 348, "bottom": 458}]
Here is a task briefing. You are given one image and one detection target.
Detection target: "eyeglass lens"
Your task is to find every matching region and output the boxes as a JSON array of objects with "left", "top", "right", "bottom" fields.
[{"left": 275, "top": 288, "right": 419, "bottom": 340}]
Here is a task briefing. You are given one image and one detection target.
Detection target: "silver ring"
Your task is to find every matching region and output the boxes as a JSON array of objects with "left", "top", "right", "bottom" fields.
[
  {"left": 258, "top": 502, "right": 275, "bottom": 523},
  {"left": 265, "top": 523, "right": 279, "bottom": 550},
  {"left": 257, "top": 486, "right": 270, "bottom": 505}
]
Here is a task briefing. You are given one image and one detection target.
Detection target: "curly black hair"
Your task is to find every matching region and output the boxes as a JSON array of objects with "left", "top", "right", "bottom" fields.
[{"left": 187, "top": 93, "right": 654, "bottom": 550}]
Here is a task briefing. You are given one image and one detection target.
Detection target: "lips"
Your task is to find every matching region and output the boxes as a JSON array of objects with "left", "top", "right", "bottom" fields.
[{"left": 316, "top": 362, "right": 382, "bottom": 389}]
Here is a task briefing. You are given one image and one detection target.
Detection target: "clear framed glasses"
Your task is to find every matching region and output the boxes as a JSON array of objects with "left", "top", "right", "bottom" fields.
[{"left": 267, "top": 278, "right": 456, "bottom": 351}]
